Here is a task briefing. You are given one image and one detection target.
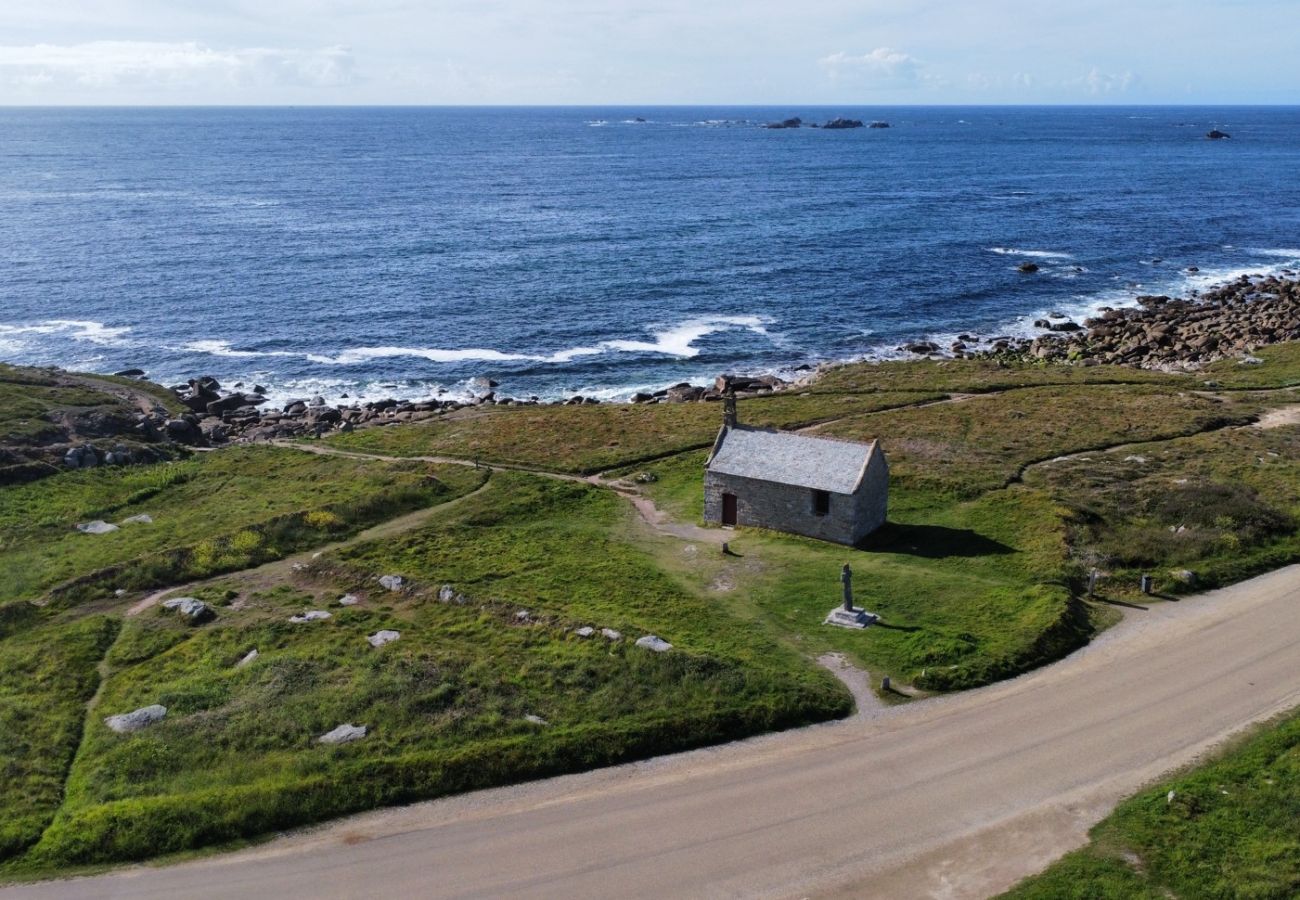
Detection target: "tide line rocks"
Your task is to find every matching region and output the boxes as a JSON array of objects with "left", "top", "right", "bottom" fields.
[
  {"left": 164, "top": 365, "right": 793, "bottom": 445},
  {"left": 1020, "top": 274, "right": 1300, "bottom": 368}
]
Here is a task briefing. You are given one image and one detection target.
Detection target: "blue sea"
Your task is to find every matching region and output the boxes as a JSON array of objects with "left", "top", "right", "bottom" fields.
[{"left": 2, "top": 106, "right": 1299, "bottom": 404}]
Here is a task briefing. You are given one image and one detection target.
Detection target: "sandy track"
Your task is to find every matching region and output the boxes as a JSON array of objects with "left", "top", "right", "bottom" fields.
[{"left": 8, "top": 564, "right": 1299, "bottom": 900}]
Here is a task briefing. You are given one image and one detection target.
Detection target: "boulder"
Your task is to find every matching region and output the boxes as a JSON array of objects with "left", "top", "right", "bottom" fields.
[
  {"left": 76, "top": 520, "right": 119, "bottom": 535},
  {"left": 64, "top": 445, "right": 100, "bottom": 469},
  {"left": 289, "top": 610, "right": 332, "bottom": 623},
  {"left": 869, "top": 121, "right": 891, "bottom": 128},
  {"left": 338, "top": 594, "right": 360, "bottom": 606},
  {"left": 601, "top": 628, "right": 622, "bottom": 641},
  {"left": 1018, "top": 262, "right": 1040, "bottom": 274},
  {"left": 1206, "top": 129, "right": 1230, "bottom": 140},
  {"left": 764, "top": 117, "right": 802, "bottom": 129},
  {"left": 162, "top": 597, "right": 215, "bottom": 624},
  {"left": 318, "top": 723, "right": 367, "bottom": 744},
  {"left": 235, "top": 648, "right": 259, "bottom": 668},
  {"left": 635, "top": 635, "right": 673, "bottom": 653},
  {"left": 524, "top": 714, "right": 549, "bottom": 726},
  {"left": 113, "top": 368, "right": 146, "bottom": 378},
  {"left": 104, "top": 704, "right": 167, "bottom": 734},
  {"left": 367, "top": 630, "right": 401, "bottom": 648},
  {"left": 574, "top": 626, "right": 595, "bottom": 638},
  {"left": 121, "top": 514, "right": 153, "bottom": 525},
  {"left": 822, "top": 118, "right": 864, "bottom": 129},
  {"left": 378, "top": 574, "right": 404, "bottom": 592}
]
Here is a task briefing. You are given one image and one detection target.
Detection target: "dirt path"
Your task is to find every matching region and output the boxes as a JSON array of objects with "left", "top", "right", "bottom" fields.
[
  {"left": 1255, "top": 402, "right": 1300, "bottom": 429},
  {"left": 65, "top": 372, "right": 174, "bottom": 417},
  {"left": 279, "top": 439, "right": 727, "bottom": 546},
  {"left": 14, "top": 564, "right": 1299, "bottom": 900},
  {"left": 123, "top": 474, "right": 494, "bottom": 617}
]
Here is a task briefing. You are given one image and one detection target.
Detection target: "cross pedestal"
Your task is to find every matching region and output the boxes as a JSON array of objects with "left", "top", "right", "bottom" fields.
[{"left": 824, "top": 563, "right": 877, "bottom": 629}]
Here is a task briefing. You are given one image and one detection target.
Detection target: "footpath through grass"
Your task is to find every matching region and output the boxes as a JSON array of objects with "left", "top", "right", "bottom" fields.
[
  {"left": 0, "top": 609, "right": 118, "bottom": 862},
  {"left": 1003, "top": 709, "right": 1300, "bottom": 900}
]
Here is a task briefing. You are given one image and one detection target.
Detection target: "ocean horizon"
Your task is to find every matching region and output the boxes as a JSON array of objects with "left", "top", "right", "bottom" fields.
[{"left": 3, "top": 104, "right": 1299, "bottom": 404}]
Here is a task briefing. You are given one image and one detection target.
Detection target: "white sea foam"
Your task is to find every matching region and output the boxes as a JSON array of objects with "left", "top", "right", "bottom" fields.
[
  {"left": 299, "top": 316, "right": 773, "bottom": 367},
  {"left": 600, "top": 316, "right": 771, "bottom": 358},
  {"left": 1246, "top": 248, "right": 1300, "bottom": 260},
  {"left": 987, "top": 247, "right": 1075, "bottom": 260},
  {"left": 0, "top": 319, "right": 131, "bottom": 345},
  {"left": 182, "top": 340, "right": 299, "bottom": 359}
]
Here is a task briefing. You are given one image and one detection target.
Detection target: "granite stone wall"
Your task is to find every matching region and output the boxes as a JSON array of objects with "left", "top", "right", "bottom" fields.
[{"left": 704, "top": 470, "right": 881, "bottom": 545}]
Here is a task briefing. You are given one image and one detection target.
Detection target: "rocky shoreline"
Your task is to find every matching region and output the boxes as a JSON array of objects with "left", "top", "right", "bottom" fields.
[
  {"left": 918, "top": 270, "right": 1300, "bottom": 369},
  {"left": 84, "top": 272, "right": 1299, "bottom": 450}
]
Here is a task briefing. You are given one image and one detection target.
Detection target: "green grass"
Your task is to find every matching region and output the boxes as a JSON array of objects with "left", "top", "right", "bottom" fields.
[
  {"left": 2, "top": 352, "right": 1297, "bottom": 877},
  {"left": 321, "top": 391, "right": 943, "bottom": 473},
  {"left": 1003, "top": 709, "right": 1300, "bottom": 899},
  {"left": 0, "top": 364, "right": 182, "bottom": 445},
  {"left": 13, "top": 472, "right": 847, "bottom": 870},
  {"left": 0, "top": 610, "right": 119, "bottom": 860},
  {"left": 813, "top": 384, "right": 1264, "bottom": 496},
  {"left": 809, "top": 357, "right": 1193, "bottom": 395},
  {"left": 1024, "top": 419, "right": 1300, "bottom": 598},
  {"left": 637, "top": 450, "right": 1093, "bottom": 691},
  {"left": 0, "top": 446, "right": 485, "bottom": 604},
  {"left": 1199, "top": 341, "right": 1300, "bottom": 389}
]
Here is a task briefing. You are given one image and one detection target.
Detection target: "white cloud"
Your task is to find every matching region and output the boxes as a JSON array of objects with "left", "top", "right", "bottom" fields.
[
  {"left": 818, "top": 47, "right": 923, "bottom": 85},
  {"left": 0, "top": 41, "right": 356, "bottom": 92},
  {"left": 1072, "top": 66, "right": 1137, "bottom": 95}
]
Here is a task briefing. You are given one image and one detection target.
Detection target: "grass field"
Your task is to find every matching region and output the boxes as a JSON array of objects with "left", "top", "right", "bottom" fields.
[
  {"left": 808, "top": 357, "right": 1192, "bottom": 395},
  {"left": 811, "top": 384, "right": 1265, "bottom": 496},
  {"left": 1, "top": 349, "right": 1298, "bottom": 876},
  {"left": 16, "top": 473, "right": 847, "bottom": 869},
  {"left": 1025, "top": 420, "right": 1300, "bottom": 597},
  {"left": 0, "top": 446, "right": 485, "bottom": 604},
  {"left": 1003, "top": 710, "right": 1300, "bottom": 900},
  {"left": 321, "top": 390, "right": 943, "bottom": 473},
  {"left": 0, "top": 611, "right": 119, "bottom": 862}
]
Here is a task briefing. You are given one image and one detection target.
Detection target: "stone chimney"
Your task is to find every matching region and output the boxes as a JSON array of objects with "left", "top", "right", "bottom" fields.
[{"left": 722, "top": 377, "right": 738, "bottom": 428}]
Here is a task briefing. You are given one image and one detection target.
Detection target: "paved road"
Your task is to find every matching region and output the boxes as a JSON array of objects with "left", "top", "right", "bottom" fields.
[{"left": 8, "top": 566, "right": 1299, "bottom": 900}]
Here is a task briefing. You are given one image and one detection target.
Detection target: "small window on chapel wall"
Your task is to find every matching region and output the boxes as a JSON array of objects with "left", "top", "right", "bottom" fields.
[{"left": 812, "top": 489, "right": 830, "bottom": 517}]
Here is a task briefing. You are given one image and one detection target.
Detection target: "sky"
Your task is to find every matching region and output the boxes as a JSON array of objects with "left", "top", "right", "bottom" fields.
[{"left": 0, "top": 1, "right": 1296, "bottom": 105}]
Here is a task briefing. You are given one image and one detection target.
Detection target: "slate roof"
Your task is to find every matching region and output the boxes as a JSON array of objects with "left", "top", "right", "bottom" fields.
[{"left": 705, "top": 426, "right": 878, "bottom": 494}]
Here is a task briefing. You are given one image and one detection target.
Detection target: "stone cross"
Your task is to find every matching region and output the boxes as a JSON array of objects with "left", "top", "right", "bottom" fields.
[{"left": 841, "top": 563, "right": 853, "bottom": 611}]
